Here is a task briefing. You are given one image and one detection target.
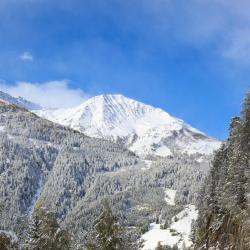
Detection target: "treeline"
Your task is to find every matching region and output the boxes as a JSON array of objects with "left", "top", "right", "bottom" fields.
[
  {"left": 0, "top": 200, "right": 145, "bottom": 250},
  {"left": 193, "top": 92, "right": 250, "bottom": 249},
  {"left": 0, "top": 100, "right": 211, "bottom": 246},
  {"left": 0, "top": 100, "right": 216, "bottom": 250}
]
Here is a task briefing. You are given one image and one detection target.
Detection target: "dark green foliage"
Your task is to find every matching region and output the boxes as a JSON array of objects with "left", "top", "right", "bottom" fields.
[
  {"left": 26, "top": 213, "right": 42, "bottom": 250},
  {"left": 95, "top": 200, "right": 123, "bottom": 250},
  {"left": 155, "top": 242, "right": 166, "bottom": 250},
  {"left": 27, "top": 206, "right": 71, "bottom": 250},
  {"left": 0, "top": 231, "right": 18, "bottom": 250},
  {"left": 86, "top": 200, "right": 137, "bottom": 250},
  {"left": 155, "top": 243, "right": 179, "bottom": 250}
]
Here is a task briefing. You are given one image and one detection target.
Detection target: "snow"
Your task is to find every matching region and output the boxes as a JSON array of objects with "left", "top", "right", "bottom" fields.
[
  {"left": 141, "top": 223, "right": 180, "bottom": 250},
  {"left": 136, "top": 205, "right": 150, "bottom": 211},
  {"left": 141, "top": 205, "right": 198, "bottom": 250},
  {"left": 7, "top": 134, "right": 13, "bottom": 140},
  {"left": 28, "top": 138, "right": 56, "bottom": 148},
  {"left": 141, "top": 160, "right": 153, "bottom": 170},
  {"left": 35, "top": 94, "right": 221, "bottom": 157},
  {"left": 0, "top": 90, "right": 41, "bottom": 110},
  {"left": 0, "top": 230, "right": 18, "bottom": 243},
  {"left": 0, "top": 126, "right": 5, "bottom": 132},
  {"left": 171, "top": 205, "right": 198, "bottom": 248},
  {"left": 28, "top": 177, "right": 43, "bottom": 216},
  {"left": 176, "top": 137, "right": 222, "bottom": 155},
  {"left": 164, "top": 188, "right": 176, "bottom": 206}
]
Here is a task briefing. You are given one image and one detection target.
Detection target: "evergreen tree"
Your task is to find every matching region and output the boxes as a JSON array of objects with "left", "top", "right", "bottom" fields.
[
  {"left": 194, "top": 92, "right": 250, "bottom": 249},
  {"left": 26, "top": 213, "right": 42, "bottom": 250},
  {"left": 0, "top": 231, "right": 18, "bottom": 250},
  {"left": 155, "top": 242, "right": 165, "bottom": 250},
  {"left": 27, "top": 205, "right": 71, "bottom": 250},
  {"left": 86, "top": 200, "right": 136, "bottom": 250},
  {"left": 0, "top": 204, "right": 18, "bottom": 249},
  {"left": 93, "top": 200, "right": 122, "bottom": 250}
]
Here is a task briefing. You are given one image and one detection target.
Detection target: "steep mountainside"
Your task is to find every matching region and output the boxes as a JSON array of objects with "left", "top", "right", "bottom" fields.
[
  {"left": 0, "top": 90, "right": 41, "bottom": 110},
  {"left": 194, "top": 93, "right": 250, "bottom": 250},
  {"left": 0, "top": 101, "right": 211, "bottom": 248},
  {"left": 35, "top": 94, "right": 221, "bottom": 157}
]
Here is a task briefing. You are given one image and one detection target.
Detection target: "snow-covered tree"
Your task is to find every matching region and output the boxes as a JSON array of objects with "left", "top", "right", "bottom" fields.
[
  {"left": 87, "top": 200, "right": 123, "bottom": 250},
  {"left": 26, "top": 205, "right": 71, "bottom": 250},
  {"left": 194, "top": 92, "right": 250, "bottom": 249},
  {"left": 0, "top": 230, "right": 18, "bottom": 250}
]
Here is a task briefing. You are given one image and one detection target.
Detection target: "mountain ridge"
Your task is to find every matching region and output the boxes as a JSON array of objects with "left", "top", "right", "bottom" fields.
[
  {"left": 0, "top": 90, "right": 42, "bottom": 110},
  {"left": 0, "top": 99, "right": 209, "bottom": 249},
  {"left": 35, "top": 94, "right": 221, "bottom": 157}
]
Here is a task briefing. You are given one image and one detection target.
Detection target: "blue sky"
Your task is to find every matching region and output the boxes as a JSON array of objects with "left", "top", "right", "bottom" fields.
[{"left": 0, "top": 0, "right": 249, "bottom": 139}]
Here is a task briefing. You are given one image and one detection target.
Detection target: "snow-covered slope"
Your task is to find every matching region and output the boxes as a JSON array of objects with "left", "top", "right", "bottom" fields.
[
  {"left": 35, "top": 94, "right": 221, "bottom": 157},
  {"left": 0, "top": 90, "right": 41, "bottom": 110},
  {"left": 141, "top": 205, "right": 198, "bottom": 249}
]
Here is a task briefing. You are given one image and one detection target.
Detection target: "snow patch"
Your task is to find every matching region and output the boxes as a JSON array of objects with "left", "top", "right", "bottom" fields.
[
  {"left": 7, "top": 134, "right": 13, "bottom": 140},
  {"left": 141, "top": 160, "right": 153, "bottom": 171},
  {"left": 136, "top": 205, "right": 150, "bottom": 211},
  {"left": 141, "top": 205, "right": 198, "bottom": 250},
  {"left": 141, "top": 223, "right": 179, "bottom": 250},
  {"left": 171, "top": 205, "right": 198, "bottom": 248},
  {"left": 164, "top": 188, "right": 176, "bottom": 206}
]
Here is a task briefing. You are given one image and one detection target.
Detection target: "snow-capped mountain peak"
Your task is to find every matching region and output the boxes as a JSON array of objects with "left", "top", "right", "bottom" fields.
[
  {"left": 0, "top": 90, "right": 42, "bottom": 110},
  {"left": 35, "top": 94, "right": 221, "bottom": 157}
]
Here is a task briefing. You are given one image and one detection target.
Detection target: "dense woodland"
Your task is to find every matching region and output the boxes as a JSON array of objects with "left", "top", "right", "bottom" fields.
[
  {"left": 0, "top": 92, "right": 249, "bottom": 249},
  {"left": 0, "top": 101, "right": 210, "bottom": 249},
  {"left": 194, "top": 92, "right": 250, "bottom": 250}
]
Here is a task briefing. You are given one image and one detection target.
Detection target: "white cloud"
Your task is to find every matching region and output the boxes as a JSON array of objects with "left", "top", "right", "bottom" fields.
[
  {"left": 122, "top": 0, "right": 250, "bottom": 64},
  {"left": 222, "top": 28, "right": 250, "bottom": 64},
  {"left": 19, "top": 51, "right": 33, "bottom": 61},
  {"left": 171, "top": 0, "right": 250, "bottom": 64},
  {"left": 0, "top": 80, "right": 89, "bottom": 108}
]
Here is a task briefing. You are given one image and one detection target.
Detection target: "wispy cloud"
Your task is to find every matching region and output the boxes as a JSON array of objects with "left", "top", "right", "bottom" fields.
[
  {"left": 157, "top": 0, "right": 250, "bottom": 64},
  {"left": 3, "top": 0, "right": 250, "bottom": 66},
  {"left": 19, "top": 51, "right": 33, "bottom": 61},
  {"left": 0, "top": 80, "right": 90, "bottom": 108},
  {"left": 105, "top": 0, "right": 250, "bottom": 65}
]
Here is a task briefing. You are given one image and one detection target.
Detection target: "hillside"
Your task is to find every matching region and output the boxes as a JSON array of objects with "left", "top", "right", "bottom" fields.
[
  {"left": 194, "top": 93, "right": 250, "bottom": 250},
  {"left": 0, "top": 100, "right": 211, "bottom": 249}
]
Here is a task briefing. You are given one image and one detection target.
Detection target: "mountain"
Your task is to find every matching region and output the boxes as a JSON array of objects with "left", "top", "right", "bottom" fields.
[
  {"left": 35, "top": 94, "right": 221, "bottom": 157},
  {"left": 0, "top": 100, "right": 210, "bottom": 249},
  {"left": 0, "top": 90, "right": 41, "bottom": 110}
]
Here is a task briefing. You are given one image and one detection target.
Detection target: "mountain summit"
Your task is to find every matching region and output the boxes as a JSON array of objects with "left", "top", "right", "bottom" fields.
[
  {"left": 36, "top": 94, "right": 221, "bottom": 157},
  {"left": 0, "top": 90, "right": 41, "bottom": 110}
]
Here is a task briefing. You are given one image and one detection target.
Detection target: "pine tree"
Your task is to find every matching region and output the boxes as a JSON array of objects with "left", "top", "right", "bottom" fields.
[
  {"left": 227, "top": 116, "right": 247, "bottom": 210},
  {"left": 96, "top": 200, "right": 122, "bottom": 250},
  {"left": 87, "top": 200, "right": 133, "bottom": 250},
  {"left": 155, "top": 242, "right": 165, "bottom": 250},
  {"left": 194, "top": 92, "right": 250, "bottom": 249},
  {"left": 0, "top": 231, "right": 18, "bottom": 250},
  {"left": 0, "top": 204, "right": 18, "bottom": 249},
  {"left": 242, "top": 92, "right": 250, "bottom": 153},
  {"left": 0, "top": 232, "right": 13, "bottom": 250},
  {"left": 27, "top": 205, "right": 71, "bottom": 250},
  {"left": 26, "top": 213, "right": 42, "bottom": 250}
]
